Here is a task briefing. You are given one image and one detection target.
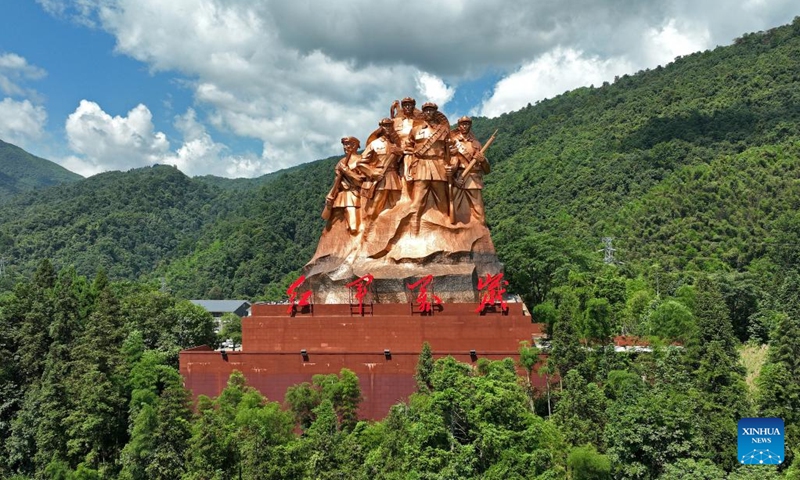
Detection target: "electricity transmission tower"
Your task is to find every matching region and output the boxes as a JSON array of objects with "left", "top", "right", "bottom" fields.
[{"left": 599, "top": 237, "right": 618, "bottom": 265}]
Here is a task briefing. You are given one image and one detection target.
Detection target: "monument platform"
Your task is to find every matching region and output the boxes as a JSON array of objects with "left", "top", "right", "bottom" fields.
[{"left": 180, "top": 302, "right": 546, "bottom": 420}]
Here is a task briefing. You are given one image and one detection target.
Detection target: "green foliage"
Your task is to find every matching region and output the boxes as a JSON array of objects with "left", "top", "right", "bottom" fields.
[
  {"left": 658, "top": 458, "right": 725, "bottom": 479},
  {"left": 567, "top": 445, "right": 611, "bottom": 480},
  {"left": 414, "top": 341, "right": 434, "bottom": 392},
  {"left": 646, "top": 299, "right": 695, "bottom": 342},
  {"left": 285, "top": 369, "right": 362, "bottom": 433},
  {"left": 552, "top": 371, "right": 607, "bottom": 448},
  {"left": 0, "top": 165, "right": 224, "bottom": 284},
  {"left": 218, "top": 312, "right": 242, "bottom": 349},
  {"left": 605, "top": 387, "right": 700, "bottom": 479}
]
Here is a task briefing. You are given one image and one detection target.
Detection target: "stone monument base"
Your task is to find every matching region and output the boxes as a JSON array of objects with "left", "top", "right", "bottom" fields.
[{"left": 180, "top": 302, "right": 545, "bottom": 420}]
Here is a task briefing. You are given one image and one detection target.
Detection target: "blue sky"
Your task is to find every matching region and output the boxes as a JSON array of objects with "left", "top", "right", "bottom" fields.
[{"left": 0, "top": 1, "right": 797, "bottom": 178}]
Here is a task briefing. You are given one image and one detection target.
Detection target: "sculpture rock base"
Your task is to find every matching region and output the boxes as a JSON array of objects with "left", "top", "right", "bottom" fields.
[{"left": 304, "top": 206, "right": 503, "bottom": 304}]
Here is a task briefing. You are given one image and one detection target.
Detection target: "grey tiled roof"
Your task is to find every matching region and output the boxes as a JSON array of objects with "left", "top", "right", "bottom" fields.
[{"left": 189, "top": 300, "right": 250, "bottom": 313}]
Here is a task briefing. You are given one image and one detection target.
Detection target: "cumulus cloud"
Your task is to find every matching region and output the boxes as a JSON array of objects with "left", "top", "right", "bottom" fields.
[
  {"left": 0, "top": 98, "right": 48, "bottom": 147},
  {"left": 64, "top": 100, "right": 170, "bottom": 176},
  {"left": 480, "top": 48, "right": 635, "bottom": 117},
  {"left": 642, "top": 19, "right": 711, "bottom": 66},
  {"left": 0, "top": 53, "right": 48, "bottom": 149},
  {"left": 479, "top": 17, "right": 713, "bottom": 117},
  {"left": 416, "top": 73, "right": 455, "bottom": 108},
  {"left": 36, "top": 0, "right": 800, "bottom": 175},
  {"left": 164, "top": 108, "right": 269, "bottom": 178},
  {"left": 63, "top": 101, "right": 269, "bottom": 178}
]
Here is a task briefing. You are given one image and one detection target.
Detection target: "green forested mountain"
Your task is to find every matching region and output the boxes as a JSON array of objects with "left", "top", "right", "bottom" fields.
[
  {"left": 158, "top": 156, "right": 338, "bottom": 298},
  {"left": 479, "top": 20, "right": 800, "bottom": 285},
  {"left": 0, "top": 165, "right": 230, "bottom": 287},
  {"left": 0, "top": 139, "right": 82, "bottom": 202}
]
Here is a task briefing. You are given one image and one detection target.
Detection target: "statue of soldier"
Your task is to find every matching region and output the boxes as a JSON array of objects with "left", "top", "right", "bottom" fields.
[
  {"left": 391, "top": 96, "right": 421, "bottom": 145},
  {"left": 361, "top": 118, "right": 403, "bottom": 225},
  {"left": 450, "top": 116, "right": 490, "bottom": 225},
  {"left": 323, "top": 136, "right": 366, "bottom": 234},
  {"left": 405, "top": 102, "right": 450, "bottom": 234}
]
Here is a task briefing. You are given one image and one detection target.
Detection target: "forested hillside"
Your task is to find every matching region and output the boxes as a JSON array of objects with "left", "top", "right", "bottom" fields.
[
  {"left": 0, "top": 139, "right": 82, "bottom": 202},
  {"left": 1, "top": 18, "right": 800, "bottom": 479},
  {"left": 0, "top": 165, "right": 229, "bottom": 289}
]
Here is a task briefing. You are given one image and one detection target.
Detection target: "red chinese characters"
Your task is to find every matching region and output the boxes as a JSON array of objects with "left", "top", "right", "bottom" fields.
[
  {"left": 287, "top": 275, "right": 312, "bottom": 315},
  {"left": 406, "top": 275, "right": 442, "bottom": 313},
  {"left": 476, "top": 272, "right": 508, "bottom": 313},
  {"left": 346, "top": 274, "right": 374, "bottom": 316}
]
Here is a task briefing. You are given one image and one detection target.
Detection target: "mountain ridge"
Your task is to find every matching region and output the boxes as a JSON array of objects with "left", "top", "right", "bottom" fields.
[{"left": 0, "top": 139, "right": 83, "bottom": 202}]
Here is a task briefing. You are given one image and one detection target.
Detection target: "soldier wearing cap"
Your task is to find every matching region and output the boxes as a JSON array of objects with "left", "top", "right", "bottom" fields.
[
  {"left": 326, "top": 136, "right": 367, "bottom": 234},
  {"left": 391, "top": 96, "right": 421, "bottom": 143},
  {"left": 404, "top": 102, "right": 451, "bottom": 233},
  {"left": 450, "top": 116, "right": 490, "bottom": 225},
  {"left": 361, "top": 118, "right": 404, "bottom": 224}
]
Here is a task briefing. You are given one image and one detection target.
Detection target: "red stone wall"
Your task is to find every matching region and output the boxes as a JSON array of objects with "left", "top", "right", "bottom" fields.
[{"left": 180, "top": 302, "right": 546, "bottom": 420}]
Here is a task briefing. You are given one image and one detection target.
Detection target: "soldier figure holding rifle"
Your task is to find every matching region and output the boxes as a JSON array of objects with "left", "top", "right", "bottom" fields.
[
  {"left": 322, "top": 136, "right": 366, "bottom": 234},
  {"left": 450, "top": 116, "right": 493, "bottom": 225},
  {"left": 361, "top": 118, "right": 404, "bottom": 223}
]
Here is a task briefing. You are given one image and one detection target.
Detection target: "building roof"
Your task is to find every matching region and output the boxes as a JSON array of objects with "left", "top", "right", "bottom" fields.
[{"left": 189, "top": 300, "right": 251, "bottom": 314}]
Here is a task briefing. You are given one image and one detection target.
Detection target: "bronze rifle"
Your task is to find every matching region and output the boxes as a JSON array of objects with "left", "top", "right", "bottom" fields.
[{"left": 456, "top": 129, "right": 498, "bottom": 184}]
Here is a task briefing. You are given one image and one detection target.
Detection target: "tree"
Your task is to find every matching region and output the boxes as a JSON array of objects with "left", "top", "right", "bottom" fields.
[
  {"left": 605, "top": 388, "right": 700, "bottom": 479},
  {"left": 63, "top": 287, "right": 128, "bottom": 474},
  {"left": 659, "top": 458, "right": 726, "bottom": 479},
  {"left": 758, "top": 280, "right": 800, "bottom": 467},
  {"left": 552, "top": 370, "right": 607, "bottom": 448},
  {"left": 583, "top": 297, "right": 613, "bottom": 344},
  {"left": 144, "top": 374, "right": 192, "bottom": 480},
  {"left": 548, "top": 288, "right": 587, "bottom": 383},
  {"left": 689, "top": 277, "right": 739, "bottom": 362},
  {"left": 567, "top": 445, "right": 611, "bottom": 480},
  {"left": 647, "top": 299, "right": 695, "bottom": 342},
  {"left": 414, "top": 342, "right": 434, "bottom": 393},
  {"left": 218, "top": 312, "right": 242, "bottom": 349}
]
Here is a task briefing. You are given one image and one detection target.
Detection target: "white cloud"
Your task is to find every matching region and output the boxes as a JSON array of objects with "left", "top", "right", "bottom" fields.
[
  {"left": 35, "top": 0, "right": 800, "bottom": 175},
  {"left": 479, "top": 48, "right": 635, "bottom": 117},
  {"left": 0, "top": 98, "right": 47, "bottom": 148},
  {"left": 415, "top": 73, "right": 455, "bottom": 109},
  {"left": 64, "top": 100, "right": 170, "bottom": 175},
  {"left": 0, "top": 52, "right": 47, "bottom": 103},
  {"left": 642, "top": 19, "right": 711, "bottom": 66},
  {"left": 479, "top": 18, "right": 713, "bottom": 117},
  {"left": 164, "top": 108, "right": 269, "bottom": 178},
  {"left": 63, "top": 101, "right": 270, "bottom": 178}
]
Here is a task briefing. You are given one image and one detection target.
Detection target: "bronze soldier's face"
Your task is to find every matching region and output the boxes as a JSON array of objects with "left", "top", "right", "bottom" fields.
[
  {"left": 343, "top": 142, "right": 357, "bottom": 154},
  {"left": 458, "top": 122, "right": 471, "bottom": 135},
  {"left": 402, "top": 103, "right": 414, "bottom": 116},
  {"left": 423, "top": 108, "right": 435, "bottom": 122}
]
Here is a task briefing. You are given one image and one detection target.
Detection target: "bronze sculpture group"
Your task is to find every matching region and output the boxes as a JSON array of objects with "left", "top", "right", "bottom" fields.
[
  {"left": 305, "top": 96, "right": 501, "bottom": 304},
  {"left": 323, "top": 97, "right": 495, "bottom": 241}
]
